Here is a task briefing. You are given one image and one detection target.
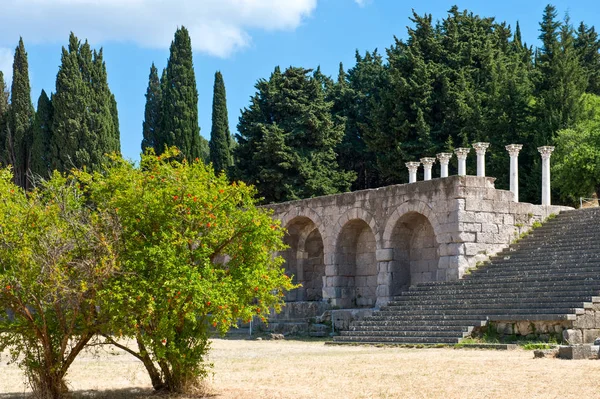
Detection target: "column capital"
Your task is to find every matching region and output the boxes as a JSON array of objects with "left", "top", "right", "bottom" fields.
[
  {"left": 472, "top": 142, "right": 490, "bottom": 155},
  {"left": 505, "top": 144, "right": 523, "bottom": 157},
  {"left": 405, "top": 161, "right": 420, "bottom": 171},
  {"left": 454, "top": 147, "right": 470, "bottom": 159},
  {"left": 436, "top": 152, "right": 452, "bottom": 163},
  {"left": 420, "top": 157, "right": 436, "bottom": 167},
  {"left": 538, "top": 146, "right": 555, "bottom": 160}
]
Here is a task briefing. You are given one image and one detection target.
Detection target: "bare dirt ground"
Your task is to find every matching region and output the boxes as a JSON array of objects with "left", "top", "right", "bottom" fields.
[{"left": 1, "top": 338, "right": 600, "bottom": 398}]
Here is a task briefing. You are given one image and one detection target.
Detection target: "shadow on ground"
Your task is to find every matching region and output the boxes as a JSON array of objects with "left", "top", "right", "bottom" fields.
[{"left": 0, "top": 387, "right": 221, "bottom": 398}]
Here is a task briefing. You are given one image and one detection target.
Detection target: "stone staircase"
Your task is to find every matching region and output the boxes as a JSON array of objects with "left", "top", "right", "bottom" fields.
[{"left": 333, "top": 207, "right": 600, "bottom": 344}]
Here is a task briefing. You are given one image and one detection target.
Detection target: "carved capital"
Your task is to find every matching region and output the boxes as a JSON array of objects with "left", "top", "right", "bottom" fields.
[
  {"left": 537, "top": 146, "right": 555, "bottom": 160},
  {"left": 505, "top": 144, "right": 523, "bottom": 157},
  {"left": 472, "top": 142, "right": 490, "bottom": 155},
  {"left": 454, "top": 147, "right": 470, "bottom": 160},
  {"left": 436, "top": 152, "right": 452, "bottom": 164},
  {"left": 420, "top": 157, "right": 436, "bottom": 167},
  {"left": 405, "top": 161, "right": 420, "bottom": 172}
]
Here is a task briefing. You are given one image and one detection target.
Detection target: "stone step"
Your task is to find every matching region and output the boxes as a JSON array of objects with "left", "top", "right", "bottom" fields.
[
  {"left": 353, "top": 320, "right": 487, "bottom": 328},
  {"left": 340, "top": 330, "right": 470, "bottom": 338},
  {"left": 416, "top": 273, "right": 600, "bottom": 288},
  {"left": 387, "top": 296, "right": 600, "bottom": 307},
  {"left": 401, "top": 284, "right": 600, "bottom": 297},
  {"left": 479, "top": 259, "right": 600, "bottom": 270},
  {"left": 332, "top": 336, "right": 462, "bottom": 344},
  {"left": 376, "top": 306, "right": 584, "bottom": 316},
  {"left": 364, "top": 313, "right": 576, "bottom": 322},
  {"left": 467, "top": 267, "right": 600, "bottom": 279},
  {"left": 491, "top": 250, "right": 600, "bottom": 261}
]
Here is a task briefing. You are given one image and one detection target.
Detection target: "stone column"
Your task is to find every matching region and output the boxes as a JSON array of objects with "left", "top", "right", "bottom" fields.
[
  {"left": 437, "top": 153, "right": 452, "bottom": 178},
  {"left": 538, "top": 146, "right": 555, "bottom": 206},
  {"left": 454, "top": 148, "right": 470, "bottom": 176},
  {"left": 406, "top": 162, "right": 420, "bottom": 183},
  {"left": 375, "top": 248, "right": 393, "bottom": 307},
  {"left": 420, "top": 157, "right": 436, "bottom": 181},
  {"left": 472, "top": 142, "right": 490, "bottom": 177},
  {"left": 505, "top": 144, "right": 523, "bottom": 202}
]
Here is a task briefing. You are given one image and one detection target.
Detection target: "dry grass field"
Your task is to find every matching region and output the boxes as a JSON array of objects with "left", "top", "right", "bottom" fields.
[{"left": 1, "top": 338, "right": 600, "bottom": 398}]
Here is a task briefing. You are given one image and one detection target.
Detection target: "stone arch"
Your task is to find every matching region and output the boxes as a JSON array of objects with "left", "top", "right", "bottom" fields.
[
  {"left": 281, "top": 215, "right": 325, "bottom": 302},
  {"left": 382, "top": 201, "right": 441, "bottom": 295},
  {"left": 333, "top": 208, "right": 380, "bottom": 308}
]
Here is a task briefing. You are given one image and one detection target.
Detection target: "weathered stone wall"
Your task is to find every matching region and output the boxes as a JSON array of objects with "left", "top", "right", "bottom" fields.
[{"left": 268, "top": 175, "right": 570, "bottom": 308}]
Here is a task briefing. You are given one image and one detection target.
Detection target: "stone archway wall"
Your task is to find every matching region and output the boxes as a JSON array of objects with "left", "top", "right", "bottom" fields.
[
  {"left": 268, "top": 176, "right": 572, "bottom": 308},
  {"left": 281, "top": 216, "right": 325, "bottom": 302},
  {"left": 335, "top": 219, "right": 378, "bottom": 307},
  {"left": 387, "top": 212, "right": 439, "bottom": 296}
]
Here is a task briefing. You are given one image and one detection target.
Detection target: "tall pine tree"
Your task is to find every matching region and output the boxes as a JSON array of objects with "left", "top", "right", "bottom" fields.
[
  {"left": 209, "top": 71, "right": 233, "bottom": 174},
  {"left": 7, "top": 38, "right": 34, "bottom": 188},
  {"left": 51, "top": 33, "right": 120, "bottom": 172},
  {"left": 30, "top": 90, "right": 53, "bottom": 178},
  {"left": 235, "top": 66, "right": 355, "bottom": 203},
  {"left": 159, "top": 27, "right": 207, "bottom": 161},
  {"left": 0, "top": 71, "right": 8, "bottom": 165},
  {"left": 142, "top": 63, "right": 162, "bottom": 152}
]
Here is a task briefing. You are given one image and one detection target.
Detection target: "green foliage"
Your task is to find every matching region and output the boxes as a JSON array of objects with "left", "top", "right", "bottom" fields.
[
  {"left": 209, "top": 71, "right": 233, "bottom": 174},
  {"left": 6, "top": 37, "right": 34, "bottom": 189},
  {"left": 159, "top": 27, "right": 203, "bottom": 162},
  {"left": 50, "top": 32, "right": 120, "bottom": 174},
  {"left": 235, "top": 66, "right": 355, "bottom": 203},
  {"left": 0, "top": 168, "right": 120, "bottom": 399},
  {"left": 0, "top": 71, "right": 8, "bottom": 162},
  {"left": 76, "top": 148, "right": 295, "bottom": 392},
  {"left": 553, "top": 93, "right": 600, "bottom": 203},
  {"left": 30, "top": 90, "right": 53, "bottom": 179}
]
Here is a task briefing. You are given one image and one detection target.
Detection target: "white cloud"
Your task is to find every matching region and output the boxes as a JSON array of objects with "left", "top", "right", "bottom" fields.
[
  {"left": 0, "top": 0, "right": 318, "bottom": 58},
  {"left": 0, "top": 47, "right": 12, "bottom": 86}
]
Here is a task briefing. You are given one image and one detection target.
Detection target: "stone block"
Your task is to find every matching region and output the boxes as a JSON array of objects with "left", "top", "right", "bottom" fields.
[
  {"left": 435, "top": 269, "right": 447, "bottom": 281},
  {"left": 377, "top": 272, "right": 391, "bottom": 286},
  {"left": 464, "top": 243, "right": 487, "bottom": 256},
  {"left": 516, "top": 321, "right": 533, "bottom": 336},
  {"left": 563, "top": 329, "right": 583, "bottom": 345},
  {"left": 573, "top": 313, "right": 596, "bottom": 329},
  {"left": 503, "top": 214, "right": 515, "bottom": 225},
  {"left": 376, "top": 285, "right": 390, "bottom": 297},
  {"left": 481, "top": 223, "right": 499, "bottom": 234},
  {"left": 459, "top": 222, "right": 482, "bottom": 232},
  {"left": 452, "top": 232, "right": 476, "bottom": 243},
  {"left": 583, "top": 329, "right": 600, "bottom": 344},
  {"left": 557, "top": 345, "right": 596, "bottom": 360},
  {"left": 376, "top": 248, "right": 393, "bottom": 262}
]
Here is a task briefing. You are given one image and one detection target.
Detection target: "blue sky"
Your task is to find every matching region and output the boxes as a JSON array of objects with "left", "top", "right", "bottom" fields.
[{"left": 0, "top": 0, "right": 599, "bottom": 162}]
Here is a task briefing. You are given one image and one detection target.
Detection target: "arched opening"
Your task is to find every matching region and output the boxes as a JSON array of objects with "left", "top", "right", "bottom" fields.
[
  {"left": 282, "top": 217, "right": 325, "bottom": 302},
  {"left": 389, "top": 212, "right": 439, "bottom": 296},
  {"left": 336, "top": 219, "right": 377, "bottom": 307}
]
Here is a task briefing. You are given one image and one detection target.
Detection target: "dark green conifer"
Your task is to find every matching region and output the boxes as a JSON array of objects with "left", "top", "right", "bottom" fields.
[
  {"left": 142, "top": 63, "right": 162, "bottom": 152},
  {"left": 51, "top": 33, "right": 119, "bottom": 172},
  {"left": 235, "top": 66, "right": 355, "bottom": 203},
  {"left": 30, "top": 90, "right": 53, "bottom": 178},
  {"left": 7, "top": 38, "right": 34, "bottom": 188},
  {"left": 160, "top": 26, "right": 202, "bottom": 161},
  {"left": 209, "top": 71, "right": 232, "bottom": 173}
]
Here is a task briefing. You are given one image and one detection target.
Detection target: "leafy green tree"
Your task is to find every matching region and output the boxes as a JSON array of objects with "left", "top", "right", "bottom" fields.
[
  {"left": 160, "top": 27, "right": 204, "bottom": 161},
  {"left": 6, "top": 38, "right": 34, "bottom": 189},
  {"left": 29, "top": 90, "right": 53, "bottom": 178},
  {"left": 553, "top": 93, "right": 600, "bottom": 203},
  {"left": 142, "top": 63, "right": 162, "bottom": 152},
  {"left": 77, "top": 148, "right": 294, "bottom": 392},
  {"left": 235, "top": 66, "right": 355, "bottom": 203},
  {"left": 51, "top": 33, "right": 119, "bottom": 173},
  {"left": 209, "top": 71, "right": 233, "bottom": 174},
  {"left": 0, "top": 169, "right": 120, "bottom": 399}
]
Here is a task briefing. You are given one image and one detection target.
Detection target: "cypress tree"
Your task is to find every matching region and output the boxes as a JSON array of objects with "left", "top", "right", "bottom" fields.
[
  {"left": 51, "top": 33, "right": 119, "bottom": 172},
  {"left": 0, "top": 72, "right": 8, "bottom": 165},
  {"left": 7, "top": 38, "right": 34, "bottom": 188},
  {"left": 209, "top": 71, "right": 232, "bottom": 173},
  {"left": 142, "top": 63, "right": 162, "bottom": 153},
  {"left": 30, "top": 90, "right": 53, "bottom": 178},
  {"left": 160, "top": 26, "right": 202, "bottom": 161}
]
